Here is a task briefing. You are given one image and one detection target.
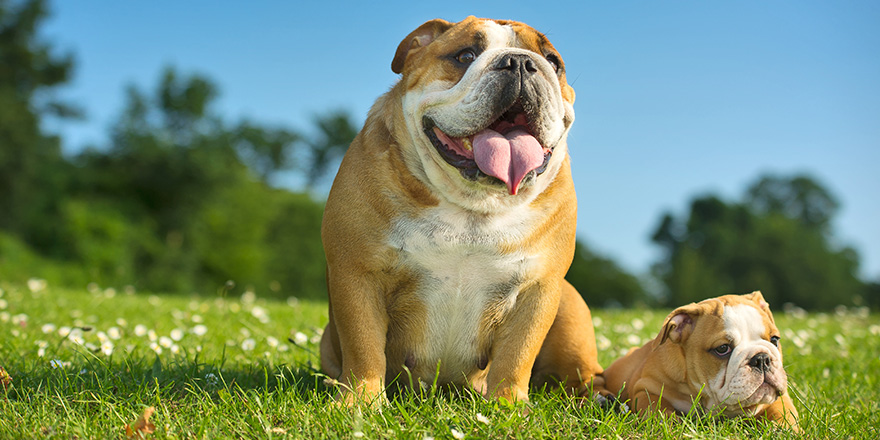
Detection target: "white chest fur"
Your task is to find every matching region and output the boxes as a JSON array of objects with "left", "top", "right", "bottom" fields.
[{"left": 388, "top": 203, "right": 538, "bottom": 381}]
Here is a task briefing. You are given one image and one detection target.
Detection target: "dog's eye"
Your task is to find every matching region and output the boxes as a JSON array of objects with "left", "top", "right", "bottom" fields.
[
  {"left": 770, "top": 336, "right": 780, "bottom": 347},
  {"left": 545, "top": 54, "right": 561, "bottom": 73},
  {"left": 455, "top": 49, "right": 476, "bottom": 64},
  {"left": 712, "top": 344, "right": 732, "bottom": 357}
]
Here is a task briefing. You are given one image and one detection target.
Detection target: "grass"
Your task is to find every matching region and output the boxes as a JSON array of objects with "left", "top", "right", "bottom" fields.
[{"left": 1, "top": 281, "right": 878, "bottom": 439}]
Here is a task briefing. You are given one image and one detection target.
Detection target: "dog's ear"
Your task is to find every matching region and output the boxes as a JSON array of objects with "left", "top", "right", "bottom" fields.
[
  {"left": 656, "top": 303, "right": 702, "bottom": 348},
  {"left": 744, "top": 290, "right": 769, "bottom": 309},
  {"left": 392, "top": 18, "right": 454, "bottom": 74},
  {"left": 744, "top": 290, "right": 775, "bottom": 323}
]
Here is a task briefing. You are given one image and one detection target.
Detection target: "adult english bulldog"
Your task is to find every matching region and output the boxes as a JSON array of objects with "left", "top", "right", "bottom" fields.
[
  {"left": 319, "top": 16, "right": 605, "bottom": 404},
  {"left": 602, "top": 292, "right": 799, "bottom": 431}
]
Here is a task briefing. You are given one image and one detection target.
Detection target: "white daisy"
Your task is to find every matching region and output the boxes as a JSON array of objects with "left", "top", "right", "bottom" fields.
[
  {"left": 27, "top": 278, "right": 47, "bottom": 293},
  {"left": 626, "top": 334, "right": 641, "bottom": 346},
  {"left": 11, "top": 314, "right": 28, "bottom": 326},
  {"left": 293, "top": 332, "right": 308, "bottom": 345},
  {"left": 107, "top": 327, "right": 122, "bottom": 340},
  {"left": 631, "top": 318, "right": 645, "bottom": 331},
  {"left": 68, "top": 328, "right": 85, "bottom": 345},
  {"left": 205, "top": 373, "right": 219, "bottom": 386}
]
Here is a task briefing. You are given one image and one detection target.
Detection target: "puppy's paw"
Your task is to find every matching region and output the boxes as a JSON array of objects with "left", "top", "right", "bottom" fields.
[{"left": 589, "top": 392, "right": 631, "bottom": 414}]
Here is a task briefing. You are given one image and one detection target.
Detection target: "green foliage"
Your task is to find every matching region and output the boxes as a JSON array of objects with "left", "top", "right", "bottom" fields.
[
  {"left": 746, "top": 174, "right": 839, "bottom": 230},
  {"left": 651, "top": 174, "right": 865, "bottom": 309},
  {"left": 566, "top": 241, "right": 652, "bottom": 307},
  {"left": 0, "top": 231, "right": 90, "bottom": 286},
  {"left": 61, "top": 67, "right": 334, "bottom": 298},
  {"left": 262, "top": 192, "right": 327, "bottom": 299},
  {"left": 304, "top": 109, "right": 359, "bottom": 188},
  {"left": 0, "top": 0, "right": 77, "bottom": 246},
  {"left": 866, "top": 281, "right": 880, "bottom": 309},
  {"left": 235, "top": 121, "right": 301, "bottom": 181},
  {"left": 56, "top": 198, "right": 155, "bottom": 284},
  {"left": 1, "top": 3, "right": 345, "bottom": 300}
]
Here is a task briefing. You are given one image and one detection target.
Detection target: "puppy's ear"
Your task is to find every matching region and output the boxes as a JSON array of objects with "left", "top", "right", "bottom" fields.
[
  {"left": 744, "top": 290, "right": 769, "bottom": 309},
  {"left": 744, "top": 290, "right": 775, "bottom": 323},
  {"left": 656, "top": 303, "right": 701, "bottom": 348},
  {"left": 392, "top": 18, "right": 454, "bottom": 74}
]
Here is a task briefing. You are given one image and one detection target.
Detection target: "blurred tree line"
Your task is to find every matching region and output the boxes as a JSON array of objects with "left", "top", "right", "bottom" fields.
[
  {"left": 0, "top": 0, "right": 874, "bottom": 308},
  {"left": 651, "top": 176, "right": 874, "bottom": 309},
  {"left": 0, "top": 0, "right": 347, "bottom": 298}
]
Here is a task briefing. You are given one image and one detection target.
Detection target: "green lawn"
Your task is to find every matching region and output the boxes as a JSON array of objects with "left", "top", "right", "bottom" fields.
[{"left": 1, "top": 282, "right": 878, "bottom": 439}]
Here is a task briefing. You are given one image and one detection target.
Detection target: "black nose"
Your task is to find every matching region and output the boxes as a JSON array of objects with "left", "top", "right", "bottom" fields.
[
  {"left": 492, "top": 53, "right": 538, "bottom": 75},
  {"left": 749, "top": 353, "right": 772, "bottom": 372}
]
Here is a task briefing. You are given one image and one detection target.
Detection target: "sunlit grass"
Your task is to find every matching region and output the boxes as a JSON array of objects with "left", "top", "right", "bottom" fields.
[{"left": 1, "top": 281, "right": 878, "bottom": 438}]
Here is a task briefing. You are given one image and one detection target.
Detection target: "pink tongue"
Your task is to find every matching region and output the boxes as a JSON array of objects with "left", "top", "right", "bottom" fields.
[{"left": 473, "top": 128, "right": 544, "bottom": 195}]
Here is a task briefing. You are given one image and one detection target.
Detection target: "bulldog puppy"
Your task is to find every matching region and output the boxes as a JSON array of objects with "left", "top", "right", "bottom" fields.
[
  {"left": 319, "top": 16, "right": 606, "bottom": 405},
  {"left": 602, "top": 292, "right": 799, "bottom": 431}
]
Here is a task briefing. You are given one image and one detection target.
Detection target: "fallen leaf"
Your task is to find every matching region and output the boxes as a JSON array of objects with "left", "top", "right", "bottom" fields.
[{"left": 124, "top": 406, "right": 156, "bottom": 439}]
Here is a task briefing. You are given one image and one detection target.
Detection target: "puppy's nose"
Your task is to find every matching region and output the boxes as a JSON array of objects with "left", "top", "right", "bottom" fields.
[
  {"left": 493, "top": 53, "right": 538, "bottom": 74},
  {"left": 749, "top": 353, "right": 772, "bottom": 372}
]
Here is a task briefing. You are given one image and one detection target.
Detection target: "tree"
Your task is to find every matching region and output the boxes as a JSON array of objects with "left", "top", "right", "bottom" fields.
[
  {"left": 566, "top": 240, "right": 650, "bottom": 308},
  {"left": 235, "top": 121, "right": 301, "bottom": 182},
  {"left": 304, "top": 110, "right": 357, "bottom": 188},
  {"left": 865, "top": 280, "right": 880, "bottom": 309},
  {"left": 651, "top": 174, "right": 865, "bottom": 309},
  {"left": 65, "top": 67, "right": 346, "bottom": 297},
  {"left": 0, "top": 1, "right": 375, "bottom": 299},
  {"left": 746, "top": 174, "right": 839, "bottom": 231},
  {"left": 0, "top": 0, "right": 78, "bottom": 249}
]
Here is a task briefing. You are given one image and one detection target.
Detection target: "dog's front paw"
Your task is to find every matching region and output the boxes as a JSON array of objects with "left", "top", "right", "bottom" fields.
[{"left": 324, "top": 377, "right": 388, "bottom": 408}]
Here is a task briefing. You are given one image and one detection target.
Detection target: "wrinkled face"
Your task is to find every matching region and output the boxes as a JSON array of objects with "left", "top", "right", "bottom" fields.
[
  {"left": 682, "top": 301, "right": 787, "bottom": 417},
  {"left": 395, "top": 17, "right": 575, "bottom": 211}
]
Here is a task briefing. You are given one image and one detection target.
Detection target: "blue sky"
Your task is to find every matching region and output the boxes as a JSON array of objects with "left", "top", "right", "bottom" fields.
[{"left": 42, "top": 1, "right": 880, "bottom": 281}]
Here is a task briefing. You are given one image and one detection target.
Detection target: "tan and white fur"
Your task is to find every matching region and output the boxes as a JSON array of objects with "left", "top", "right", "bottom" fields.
[
  {"left": 602, "top": 292, "right": 799, "bottom": 431},
  {"left": 319, "top": 16, "right": 605, "bottom": 405}
]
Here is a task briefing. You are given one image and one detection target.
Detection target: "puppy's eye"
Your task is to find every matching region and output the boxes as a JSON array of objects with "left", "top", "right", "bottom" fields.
[
  {"left": 770, "top": 336, "right": 780, "bottom": 347},
  {"left": 545, "top": 54, "right": 561, "bottom": 73},
  {"left": 712, "top": 344, "right": 732, "bottom": 357},
  {"left": 455, "top": 49, "right": 476, "bottom": 64}
]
